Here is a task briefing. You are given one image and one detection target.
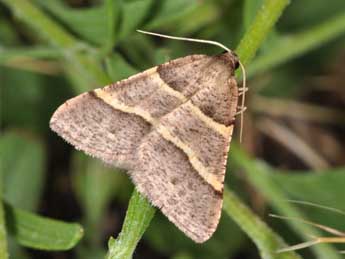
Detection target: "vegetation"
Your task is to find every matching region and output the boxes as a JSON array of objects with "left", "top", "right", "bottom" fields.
[{"left": 1, "top": 0, "right": 345, "bottom": 258}]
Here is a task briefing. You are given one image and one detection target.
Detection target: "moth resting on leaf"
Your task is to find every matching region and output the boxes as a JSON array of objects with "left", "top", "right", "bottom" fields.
[{"left": 50, "top": 44, "right": 241, "bottom": 242}]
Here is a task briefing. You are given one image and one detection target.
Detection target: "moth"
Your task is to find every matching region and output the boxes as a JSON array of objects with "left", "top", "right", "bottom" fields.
[{"left": 50, "top": 31, "right": 245, "bottom": 243}]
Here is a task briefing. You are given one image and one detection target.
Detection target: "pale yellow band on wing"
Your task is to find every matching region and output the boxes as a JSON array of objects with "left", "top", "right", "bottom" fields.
[
  {"left": 156, "top": 125, "right": 223, "bottom": 192},
  {"left": 152, "top": 68, "right": 231, "bottom": 138},
  {"left": 93, "top": 88, "right": 222, "bottom": 191},
  {"left": 184, "top": 102, "right": 231, "bottom": 138},
  {"left": 94, "top": 89, "right": 158, "bottom": 125},
  {"left": 150, "top": 70, "right": 188, "bottom": 102}
]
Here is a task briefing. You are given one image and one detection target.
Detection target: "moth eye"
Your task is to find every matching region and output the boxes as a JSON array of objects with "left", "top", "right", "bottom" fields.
[
  {"left": 232, "top": 53, "right": 240, "bottom": 70},
  {"left": 234, "top": 59, "right": 240, "bottom": 70}
]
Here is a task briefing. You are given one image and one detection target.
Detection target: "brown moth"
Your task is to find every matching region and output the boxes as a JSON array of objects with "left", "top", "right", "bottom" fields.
[{"left": 50, "top": 32, "right": 243, "bottom": 243}]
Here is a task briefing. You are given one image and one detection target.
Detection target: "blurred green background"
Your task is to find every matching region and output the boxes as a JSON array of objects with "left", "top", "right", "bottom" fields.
[{"left": 0, "top": 0, "right": 345, "bottom": 259}]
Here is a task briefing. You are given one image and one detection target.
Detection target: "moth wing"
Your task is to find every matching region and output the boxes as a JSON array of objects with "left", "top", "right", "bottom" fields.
[
  {"left": 50, "top": 52, "right": 239, "bottom": 242},
  {"left": 50, "top": 90, "right": 151, "bottom": 170},
  {"left": 130, "top": 54, "right": 239, "bottom": 242},
  {"left": 49, "top": 54, "right": 222, "bottom": 170}
]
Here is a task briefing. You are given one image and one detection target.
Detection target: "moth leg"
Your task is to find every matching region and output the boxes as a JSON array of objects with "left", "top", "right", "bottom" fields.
[
  {"left": 238, "top": 87, "right": 249, "bottom": 96},
  {"left": 235, "top": 106, "right": 247, "bottom": 116}
]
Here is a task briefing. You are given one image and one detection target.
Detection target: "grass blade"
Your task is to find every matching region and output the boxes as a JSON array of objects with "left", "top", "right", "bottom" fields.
[
  {"left": 248, "top": 11, "right": 345, "bottom": 78},
  {"left": 230, "top": 144, "right": 342, "bottom": 259},
  {"left": 223, "top": 188, "right": 301, "bottom": 259}
]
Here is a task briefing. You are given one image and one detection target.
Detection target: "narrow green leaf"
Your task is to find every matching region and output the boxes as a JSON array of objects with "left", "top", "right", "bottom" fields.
[
  {"left": 98, "top": 0, "right": 121, "bottom": 57},
  {"left": 146, "top": 0, "right": 199, "bottom": 30},
  {"left": 0, "top": 47, "right": 61, "bottom": 64},
  {"left": 105, "top": 53, "right": 138, "bottom": 82},
  {"left": 272, "top": 167, "right": 345, "bottom": 231},
  {"left": 35, "top": 0, "right": 113, "bottom": 46},
  {"left": 223, "top": 187, "right": 301, "bottom": 259},
  {"left": 168, "top": 2, "right": 219, "bottom": 35},
  {"left": 230, "top": 144, "right": 342, "bottom": 259},
  {"left": 72, "top": 152, "right": 130, "bottom": 246},
  {"left": 0, "top": 0, "right": 78, "bottom": 49},
  {"left": 118, "top": 0, "right": 153, "bottom": 40},
  {"left": 248, "top": 11, "right": 345, "bottom": 78},
  {"left": 0, "top": 131, "right": 45, "bottom": 211},
  {"left": 1, "top": 0, "right": 111, "bottom": 90},
  {"left": 5, "top": 203, "right": 83, "bottom": 251},
  {"left": 105, "top": 189, "right": 155, "bottom": 259}
]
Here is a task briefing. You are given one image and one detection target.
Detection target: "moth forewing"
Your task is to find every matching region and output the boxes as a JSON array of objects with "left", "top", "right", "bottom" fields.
[{"left": 50, "top": 33, "right": 241, "bottom": 242}]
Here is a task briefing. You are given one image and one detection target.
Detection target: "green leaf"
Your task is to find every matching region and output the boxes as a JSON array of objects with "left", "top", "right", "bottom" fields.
[
  {"left": 1, "top": 68, "right": 49, "bottom": 132},
  {"left": 248, "top": 11, "right": 345, "bottom": 78},
  {"left": 272, "top": 168, "right": 345, "bottom": 231},
  {"left": 118, "top": 0, "right": 153, "bottom": 40},
  {"left": 280, "top": 0, "right": 345, "bottom": 29},
  {"left": 146, "top": 1, "right": 217, "bottom": 35},
  {"left": 35, "top": 0, "right": 118, "bottom": 46},
  {"left": 146, "top": 0, "right": 199, "bottom": 30},
  {"left": 230, "top": 144, "right": 342, "bottom": 259},
  {"left": 5, "top": 203, "right": 83, "bottom": 251},
  {"left": 0, "top": 131, "right": 45, "bottom": 211},
  {"left": 105, "top": 53, "right": 138, "bottom": 81},
  {"left": 118, "top": 34, "right": 157, "bottom": 69},
  {"left": 0, "top": 17, "right": 20, "bottom": 45},
  {"left": 0, "top": 0, "right": 78, "bottom": 49},
  {"left": 223, "top": 187, "right": 301, "bottom": 259},
  {"left": 0, "top": 46, "right": 61, "bottom": 64},
  {"left": 72, "top": 152, "right": 130, "bottom": 246},
  {"left": 105, "top": 189, "right": 155, "bottom": 259},
  {"left": 145, "top": 212, "right": 245, "bottom": 259}
]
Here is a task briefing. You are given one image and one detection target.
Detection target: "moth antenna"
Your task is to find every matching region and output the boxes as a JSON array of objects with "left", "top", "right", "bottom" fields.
[
  {"left": 137, "top": 29, "right": 247, "bottom": 142},
  {"left": 137, "top": 30, "right": 232, "bottom": 53}
]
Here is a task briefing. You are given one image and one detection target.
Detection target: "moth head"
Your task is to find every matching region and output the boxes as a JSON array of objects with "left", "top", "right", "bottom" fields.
[{"left": 218, "top": 51, "right": 240, "bottom": 71}]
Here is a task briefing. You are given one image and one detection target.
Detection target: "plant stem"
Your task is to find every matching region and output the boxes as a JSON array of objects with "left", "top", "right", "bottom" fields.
[
  {"left": 236, "top": 0, "right": 291, "bottom": 66},
  {"left": 105, "top": 189, "right": 155, "bottom": 259}
]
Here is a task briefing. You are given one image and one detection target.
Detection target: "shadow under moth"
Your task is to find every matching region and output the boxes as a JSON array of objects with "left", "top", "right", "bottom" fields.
[{"left": 50, "top": 31, "right": 245, "bottom": 243}]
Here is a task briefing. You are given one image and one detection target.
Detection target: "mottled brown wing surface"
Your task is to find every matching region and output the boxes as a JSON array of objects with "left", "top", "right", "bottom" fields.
[
  {"left": 50, "top": 54, "right": 211, "bottom": 169},
  {"left": 50, "top": 52, "right": 239, "bottom": 242},
  {"left": 130, "top": 53, "right": 238, "bottom": 242}
]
